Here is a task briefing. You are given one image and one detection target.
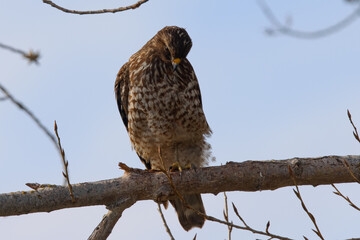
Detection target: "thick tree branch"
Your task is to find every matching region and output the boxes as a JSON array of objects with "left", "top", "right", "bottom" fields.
[
  {"left": 88, "top": 198, "right": 135, "bottom": 240},
  {"left": 1, "top": 155, "right": 360, "bottom": 217},
  {"left": 42, "top": 0, "right": 149, "bottom": 15}
]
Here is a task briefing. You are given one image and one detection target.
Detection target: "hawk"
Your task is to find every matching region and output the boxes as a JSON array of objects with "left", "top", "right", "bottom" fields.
[{"left": 115, "top": 26, "right": 213, "bottom": 231}]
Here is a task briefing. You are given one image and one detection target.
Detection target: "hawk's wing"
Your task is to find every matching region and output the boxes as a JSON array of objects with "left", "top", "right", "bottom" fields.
[
  {"left": 115, "top": 62, "right": 130, "bottom": 131},
  {"left": 114, "top": 62, "right": 152, "bottom": 169}
]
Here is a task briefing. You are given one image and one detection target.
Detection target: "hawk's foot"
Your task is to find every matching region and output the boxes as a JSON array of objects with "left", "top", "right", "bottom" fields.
[
  {"left": 169, "top": 162, "right": 196, "bottom": 172},
  {"left": 169, "top": 162, "right": 182, "bottom": 172},
  {"left": 184, "top": 163, "right": 197, "bottom": 170}
]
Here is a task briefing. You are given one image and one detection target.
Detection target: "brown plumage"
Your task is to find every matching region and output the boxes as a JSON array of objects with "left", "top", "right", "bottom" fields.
[{"left": 115, "top": 26, "right": 213, "bottom": 231}]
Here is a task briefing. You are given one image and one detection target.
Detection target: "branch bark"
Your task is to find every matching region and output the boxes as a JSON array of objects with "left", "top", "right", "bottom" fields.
[
  {"left": 42, "top": 0, "right": 149, "bottom": 15},
  {"left": 1, "top": 155, "right": 360, "bottom": 217},
  {"left": 88, "top": 198, "right": 135, "bottom": 240}
]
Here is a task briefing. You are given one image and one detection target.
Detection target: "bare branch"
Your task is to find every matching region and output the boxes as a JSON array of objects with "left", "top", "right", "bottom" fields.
[
  {"left": 207, "top": 207, "right": 290, "bottom": 239},
  {"left": 88, "top": 198, "right": 135, "bottom": 240},
  {"left": 42, "top": 0, "right": 149, "bottom": 15},
  {"left": 232, "top": 203, "right": 250, "bottom": 229},
  {"left": 157, "top": 203, "right": 175, "bottom": 240},
  {"left": 347, "top": 109, "right": 360, "bottom": 143},
  {"left": 228, "top": 202, "right": 288, "bottom": 239},
  {"left": 54, "top": 121, "right": 75, "bottom": 203},
  {"left": 0, "top": 84, "right": 77, "bottom": 200},
  {"left": 223, "top": 192, "right": 233, "bottom": 240},
  {"left": 1, "top": 155, "right": 360, "bottom": 218},
  {"left": 0, "top": 83, "right": 56, "bottom": 145},
  {"left": 257, "top": 0, "right": 360, "bottom": 39},
  {"left": 332, "top": 184, "right": 360, "bottom": 211},
  {"left": 0, "top": 42, "right": 40, "bottom": 64},
  {"left": 288, "top": 166, "right": 324, "bottom": 240},
  {"left": 158, "top": 148, "right": 291, "bottom": 239}
]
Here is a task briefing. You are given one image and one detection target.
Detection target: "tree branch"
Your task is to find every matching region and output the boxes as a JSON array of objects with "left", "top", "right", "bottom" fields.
[
  {"left": 88, "top": 198, "right": 135, "bottom": 240},
  {"left": 348, "top": 109, "right": 360, "bottom": 143},
  {"left": 223, "top": 192, "right": 233, "bottom": 240},
  {"left": 257, "top": 0, "right": 360, "bottom": 39},
  {"left": 332, "top": 184, "right": 360, "bottom": 212},
  {"left": 1, "top": 155, "right": 360, "bottom": 217},
  {"left": 157, "top": 203, "right": 175, "bottom": 240},
  {"left": 288, "top": 166, "right": 324, "bottom": 240},
  {"left": 0, "top": 42, "right": 40, "bottom": 64},
  {"left": 42, "top": 0, "right": 149, "bottom": 15},
  {"left": 54, "top": 121, "right": 75, "bottom": 202},
  {"left": 0, "top": 83, "right": 57, "bottom": 146}
]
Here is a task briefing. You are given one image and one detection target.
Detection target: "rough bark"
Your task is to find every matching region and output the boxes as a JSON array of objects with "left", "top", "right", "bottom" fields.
[
  {"left": 88, "top": 198, "right": 135, "bottom": 240},
  {"left": 1, "top": 155, "right": 359, "bottom": 217}
]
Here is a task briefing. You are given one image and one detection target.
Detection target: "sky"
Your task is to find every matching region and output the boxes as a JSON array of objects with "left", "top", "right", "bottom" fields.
[{"left": 1, "top": 0, "right": 360, "bottom": 239}]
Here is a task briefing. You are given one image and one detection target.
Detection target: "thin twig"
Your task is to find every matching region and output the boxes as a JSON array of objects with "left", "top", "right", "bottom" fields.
[
  {"left": 42, "top": 0, "right": 148, "bottom": 15},
  {"left": 0, "top": 42, "right": 40, "bottom": 64},
  {"left": 345, "top": 111, "right": 360, "bottom": 184},
  {"left": 157, "top": 147, "right": 185, "bottom": 204},
  {"left": 0, "top": 96, "right": 8, "bottom": 101},
  {"left": 223, "top": 192, "right": 233, "bottom": 240},
  {"left": 257, "top": 0, "right": 360, "bottom": 39},
  {"left": 204, "top": 203, "right": 291, "bottom": 240},
  {"left": 347, "top": 109, "right": 360, "bottom": 143},
  {"left": 197, "top": 202, "right": 290, "bottom": 239},
  {"left": 0, "top": 83, "right": 76, "bottom": 189},
  {"left": 157, "top": 203, "right": 175, "bottom": 240},
  {"left": 0, "top": 83, "right": 56, "bottom": 145},
  {"left": 331, "top": 184, "right": 360, "bottom": 211},
  {"left": 157, "top": 147, "right": 291, "bottom": 240},
  {"left": 288, "top": 166, "right": 324, "bottom": 240},
  {"left": 232, "top": 202, "right": 273, "bottom": 239},
  {"left": 231, "top": 203, "right": 250, "bottom": 229},
  {"left": 54, "top": 121, "right": 75, "bottom": 203},
  {"left": 343, "top": 159, "right": 360, "bottom": 184}
]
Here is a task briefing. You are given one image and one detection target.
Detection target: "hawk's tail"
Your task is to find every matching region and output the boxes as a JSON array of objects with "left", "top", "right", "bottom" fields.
[{"left": 170, "top": 194, "right": 205, "bottom": 231}]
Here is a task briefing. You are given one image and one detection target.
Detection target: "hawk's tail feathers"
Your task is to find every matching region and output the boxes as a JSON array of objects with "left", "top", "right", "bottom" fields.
[{"left": 170, "top": 194, "right": 205, "bottom": 231}]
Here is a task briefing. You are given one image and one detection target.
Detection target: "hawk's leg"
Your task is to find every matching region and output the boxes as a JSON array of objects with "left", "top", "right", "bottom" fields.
[
  {"left": 169, "top": 143, "right": 182, "bottom": 172},
  {"left": 169, "top": 143, "right": 196, "bottom": 172}
]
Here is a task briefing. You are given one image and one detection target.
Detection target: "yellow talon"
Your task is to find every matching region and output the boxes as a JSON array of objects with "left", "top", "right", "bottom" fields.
[
  {"left": 169, "top": 163, "right": 196, "bottom": 172},
  {"left": 169, "top": 162, "right": 182, "bottom": 172},
  {"left": 184, "top": 163, "right": 193, "bottom": 170}
]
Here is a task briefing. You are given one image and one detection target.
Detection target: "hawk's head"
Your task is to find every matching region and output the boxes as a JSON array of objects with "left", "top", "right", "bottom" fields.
[{"left": 155, "top": 26, "right": 192, "bottom": 70}]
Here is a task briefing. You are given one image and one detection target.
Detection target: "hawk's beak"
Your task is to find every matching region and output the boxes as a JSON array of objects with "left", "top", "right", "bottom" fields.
[{"left": 172, "top": 58, "right": 181, "bottom": 71}]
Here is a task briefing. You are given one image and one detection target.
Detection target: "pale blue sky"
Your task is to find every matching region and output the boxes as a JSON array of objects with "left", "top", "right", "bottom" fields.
[{"left": 1, "top": 0, "right": 360, "bottom": 239}]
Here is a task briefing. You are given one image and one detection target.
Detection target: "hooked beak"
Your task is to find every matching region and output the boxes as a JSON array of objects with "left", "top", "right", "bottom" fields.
[{"left": 172, "top": 58, "right": 181, "bottom": 71}]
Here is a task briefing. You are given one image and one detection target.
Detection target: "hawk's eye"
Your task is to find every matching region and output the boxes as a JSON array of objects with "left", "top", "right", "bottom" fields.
[{"left": 164, "top": 47, "right": 171, "bottom": 60}]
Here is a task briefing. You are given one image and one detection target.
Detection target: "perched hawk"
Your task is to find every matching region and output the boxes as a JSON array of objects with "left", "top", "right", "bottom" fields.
[{"left": 115, "top": 26, "right": 213, "bottom": 231}]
